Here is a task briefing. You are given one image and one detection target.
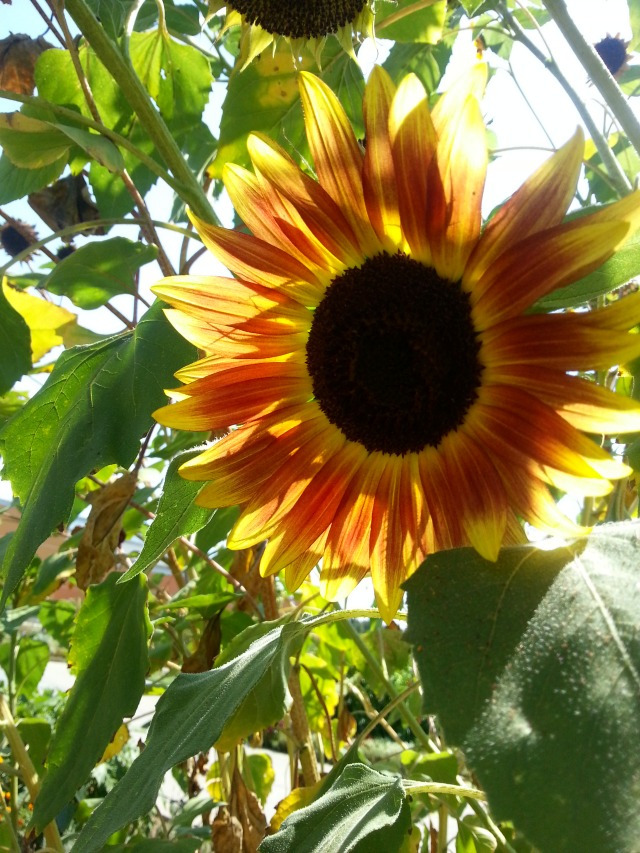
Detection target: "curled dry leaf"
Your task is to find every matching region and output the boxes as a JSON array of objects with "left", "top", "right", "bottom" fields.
[
  {"left": 212, "top": 765, "right": 267, "bottom": 853},
  {"left": 76, "top": 471, "right": 137, "bottom": 590},
  {"left": 28, "top": 174, "right": 104, "bottom": 238},
  {"left": 0, "top": 34, "right": 53, "bottom": 95}
]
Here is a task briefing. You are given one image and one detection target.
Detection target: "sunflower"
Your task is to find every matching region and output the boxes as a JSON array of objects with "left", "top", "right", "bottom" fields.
[
  {"left": 208, "top": 0, "right": 375, "bottom": 68},
  {"left": 153, "top": 65, "right": 640, "bottom": 622}
]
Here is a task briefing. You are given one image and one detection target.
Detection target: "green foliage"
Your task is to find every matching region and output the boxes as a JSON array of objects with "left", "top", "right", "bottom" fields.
[
  {"left": 72, "top": 617, "right": 318, "bottom": 852},
  {"left": 44, "top": 238, "right": 157, "bottom": 309},
  {"left": 32, "top": 573, "right": 151, "bottom": 830},
  {"left": 0, "top": 302, "right": 195, "bottom": 605},
  {"left": 120, "top": 449, "right": 214, "bottom": 582},
  {"left": 2, "top": 2, "right": 640, "bottom": 851}
]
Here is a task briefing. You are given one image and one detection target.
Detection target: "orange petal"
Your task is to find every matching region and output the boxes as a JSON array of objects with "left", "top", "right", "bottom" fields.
[
  {"left": 363, "top": 65, "right": 401, "bottom": 249},
  {"left": 298, "top": 71, "right": 379, "bottom": 255},
  {"left": 465, "top": 130, "right": 584, "bottom": 288},
  {"left": 473, "top": 385, "right": 630, "bottom": 481},
  {"left": 487, "top": 364, "right": 640, "bottom": 433},
  {"left": 438, "top": 428, "right": 508, "bottom": 561},
  {"left": 259, "top": 441, "right": 367, "bottom": 575},
  {"left": 473, "top": 220, "right": 629, "bottom": 326},
  {"left": 482, "top": 311, "right": 640, "bottom": 372},
  {"left": 229, "top": 416, "right": 344, "bottom": 547},
  {"left": 322, "top": 451, "right": 388, "bottom": 601},
  {"left": 153, "top": 361, "right": 311, "bottom": 431},
  {"left": 431, "top": 63, "right": 488, "bottom": 280},
  {"left": 283, "top": 531, "right": 328, "bottom": 591},
  {"left": 369, "top": 459, "right": 409, "bottom": 624},
  {"left": 247, "top": 132, "right": 361, "bottom": 265},
  {"left": 389, "top": 73, "right": 438, "bottom": 261},
  {"left": 190, "top": 213, "right": 324, "bottom": 305},
  {"left": 153, "top": 275, "right": 309, "bottom": 331}
]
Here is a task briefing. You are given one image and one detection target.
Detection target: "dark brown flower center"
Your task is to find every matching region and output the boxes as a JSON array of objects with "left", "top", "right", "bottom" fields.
[
  {"left": 306, "top": 252, "right": 483, "bottom": 455},
  {"left": 228, "top": 0, "right": 367, "bottom": 38}
]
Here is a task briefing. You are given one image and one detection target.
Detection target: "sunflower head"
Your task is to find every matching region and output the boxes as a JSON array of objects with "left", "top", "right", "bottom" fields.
[
  {"left": 154, "top": 64, "right": 640, "bottom": 622},
  {"left": 208, "top": 0, "right": 374, "bottom": 67}
]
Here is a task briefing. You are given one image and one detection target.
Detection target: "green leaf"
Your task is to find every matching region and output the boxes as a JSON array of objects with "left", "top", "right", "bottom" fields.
[
  {"left": 0, "top": 282, "right": 31, "bottom": 395},
  {"left": 405, "top": 522, "right": 640, "bottom": 852},
  {"left": 375, "top": 0, "right": 447, "bottom": 43},
  {"left": 131, "top": 31, "right": 213, "bottom": 138},
  {"left": 0, "top": 113, "right": 71, "bottom": 168},
  {"left": 38, "top": 599, "right": 76, "bottom": 648},
  {"left": 211, "top": 39, "right": 364, "bottom": 178},
  {"left": 194, "top": 504, "right": 240, "bottom": 553},
  {"left": 536, "top": 229, "right": 640, "bottom": 309},
  {"left": 172, "top": 792, "right": 221, "bottom": 828},
  {"left": 260, "top": 763, "right": 412, "bottom": 853},
  {"left": 44, "top": 238, "right": 157, "bottom": 309},
  {"left": 0, "top": 301, "right": 196, "bottom": 607},
  {"left": 73, "top": 616, "right": 320, "bottom": 852},
  {"left": 16, "top": 718, "right": 51, "bottom": 778},
  {"left": 120, "top": 449, "right": 214, "bottom": 582},
  {"left": 214, "top": 615, "right": 304, "bottom": 751},
  {"left": 51, "top": 124, "right": 125, "bottom": 172},
  {"left": 15, "top": 637, "right": 49, "bottom": 698},
  {"left": 0, "top": 153, "right": 66, "bottom": 204},
  {"left": 32, "top": 573, "right": 151, "bottom": 830},
  {"left": 382, "top": 41, "right": 450, "bottom": 93}
]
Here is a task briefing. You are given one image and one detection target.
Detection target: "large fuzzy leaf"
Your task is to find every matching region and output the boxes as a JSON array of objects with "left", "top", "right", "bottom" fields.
[
  {"left": 260, "top": 763, "right": 412, "bottom": 853},
  {"left": 405, "top": 522, "right": 640, "bottom": 853}
]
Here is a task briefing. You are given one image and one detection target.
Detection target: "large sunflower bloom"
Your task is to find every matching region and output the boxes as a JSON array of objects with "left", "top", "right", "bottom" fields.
[
  {"left": 208, "top": 0, "right": 374, "bottom": 68},
  {"left": 153, "top": 65, "right": 640, "bottom": 622}
]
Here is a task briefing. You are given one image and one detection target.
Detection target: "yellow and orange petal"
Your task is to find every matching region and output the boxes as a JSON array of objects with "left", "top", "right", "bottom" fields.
[{"left": 153, "top": 63, "right": 640, "bottom": 622}]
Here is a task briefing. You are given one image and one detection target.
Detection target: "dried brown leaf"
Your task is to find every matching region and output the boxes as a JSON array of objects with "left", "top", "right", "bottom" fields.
[
  {"left": 76, "top": 471, "right": 136, "bottom": 590},
  {"left": 0, "top": 34, "right": 52, "bottom": 95}
]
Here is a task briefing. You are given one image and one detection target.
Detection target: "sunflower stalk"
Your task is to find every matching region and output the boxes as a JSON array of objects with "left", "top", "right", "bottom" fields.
[
  {"left": 60, "top": 0, "right": 219, "bottom": 225},
  {"left": 498, "top": 2, "right": 631, "bottom": 194},
  {"left": 288, "top": 664, "right": 320, "bottom": 786},
  {"left": 542, "top": 0, "right": 640, "bottom": 165}
]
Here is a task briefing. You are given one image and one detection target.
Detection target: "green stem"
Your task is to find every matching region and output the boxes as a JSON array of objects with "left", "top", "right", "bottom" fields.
[
  {"left": 0, "top": 693, "right": 64, "bottom": 852},
  {"left": 0, "top": 217, "right": 200, "bottom": 276},
  {"left": 542, "top": 0, "right": 640, "bottom": 163},
  {"left": 499, "top": 2, "right": 631, "bottom": 194},
  {"left": 339, "top": 619, "right": 437, "bottom": 753},
  {"left": 0, "top": 784, "right": 20, "bottom": 853},
  {"left": 404, "top": 781, "right": 485, "bottom": 800},
  {"left": 61, "top": 0, "right": 218, "bottom": 224}
]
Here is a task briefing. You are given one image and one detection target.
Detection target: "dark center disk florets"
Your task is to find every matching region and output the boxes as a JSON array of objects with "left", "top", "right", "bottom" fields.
[
  {"left": 305, "top": 252, "right": 483, "bottom": 456},
  {"left": 229, "top": 0, "right": 367, "bottom": 38}
]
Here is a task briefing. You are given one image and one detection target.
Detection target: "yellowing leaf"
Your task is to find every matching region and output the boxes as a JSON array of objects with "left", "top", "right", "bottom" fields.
[
  {"left": 270, "top": 778, "right": 323, "bottom": 833},
  {"left": 99, "top": 723, "right": 129, "bottom": 763},
  {"left": 3, "top": 281, "right": 75, "bottom": 361}
]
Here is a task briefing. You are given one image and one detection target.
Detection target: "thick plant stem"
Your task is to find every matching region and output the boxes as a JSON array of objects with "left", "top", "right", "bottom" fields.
[
  {"left": 499, "top": 2, "right": 631, "bottom": 194},
  {"left": 543, "top": 0, "right": 640, "bottom": 164},
  {"left": 61, "top": 0, "right": 218, "bottom": 225},
  {"left": 0, "top": 694, "right": 64, "bottom": 853},
  {"left": 288, "top": 664, "right": 320, "bottom": 787}
]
